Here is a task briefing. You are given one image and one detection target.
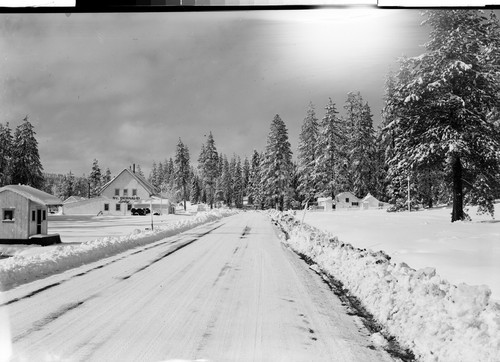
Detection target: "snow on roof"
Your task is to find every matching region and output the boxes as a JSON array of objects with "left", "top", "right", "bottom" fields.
[
  {"left": 0, "top": 184, "right": 63, "bottom": 206},
  {"left": 99, "top": 168, "right": 159, "bottom": 196},
  {"left": 63, "top": 196, "right": 87, "bottom": 204},
  {"left": 362, "top": 193, "right": 379, "bottom": 202}
]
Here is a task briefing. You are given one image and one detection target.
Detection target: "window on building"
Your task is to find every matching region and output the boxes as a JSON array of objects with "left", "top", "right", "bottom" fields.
[
  {"left": 352, "top": 202, "right": 359, "bottom": 206},
  {"left": 32, "top": 210, "right": 36, "bottom": 221},
  {"left": 132, "top": 189, "right": 137, "bottom": 196},
  {"left": 104, "top": 203, "right": 109, "bottom": 211},
  {"left": 2, "top": 209, "right": 14, "bottom": 222},
  {"left": 43, "top": 210, "right": 46, "bottom": 220},
  {"left": 127, "top": 204, "right": 132, "bottom": 211},
  {"left": 116, "top": 204, "right": 121, "bottom": 211},
  {"left": 115, "top": 188, "right": 120, "bottom": 196},
  {"left": 123, "top": 189, "right": 128, "bottom": 197},
  {"left": 345, "top": 198, "right": 349, "bottom": 203}
]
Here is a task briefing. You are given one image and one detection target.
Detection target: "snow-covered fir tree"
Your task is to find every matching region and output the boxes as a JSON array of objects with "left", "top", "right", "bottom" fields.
[
  {"left": 61, "top": 171, "right": 75, "bottom": 200},
  {"left": 297, "top": 102, "right": 319, "bottom": 204},
  {"left": 88, "top": 159, "right": 102, "bottom": 198},
  {"left": 343, "top": 92, "right": 377, "bottom": 198},
  {"left": 247, "top": 150, "right": 262, "bottom": 208},
  {"left": 198, "top": 132, "right": 219, "bottom": 209},
  {"left": 233, "top": 156, "right": 244, "bottom": 208},
  {"left": 261, "top": 114, "right": 293, "bottom": 211},
  {"left": 11, "top": 116, "right": 44, "bottom": 189},
  {"left": 102, "top": 168, "right": 112, "bottom": 185},
  {"left": 313, "top": 98, "right": 345, "bottom": 199},
  {"left": 385, "top": 10, "right": 500, "bottom": 221},
  {"left": 190, "top": 173, "right": 201, "bottom": 204},
  {"left": 174, "top": 138, "right": 191, "bottom": 211},
  {"left": 242, "top": 156, "right": 250, "bottom": 198},
  {"left": 0, "top": 122, "right": 13, "bottom": 187}
]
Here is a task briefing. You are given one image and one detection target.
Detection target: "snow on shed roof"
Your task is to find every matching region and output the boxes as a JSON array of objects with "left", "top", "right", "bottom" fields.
[{"left": 0, "top": 184, "right": 63, "bottom": 206}]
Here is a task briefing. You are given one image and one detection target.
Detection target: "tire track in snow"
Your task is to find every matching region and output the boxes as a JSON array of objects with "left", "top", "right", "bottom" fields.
[
  {"left": 12, "top": 297, "right": 93, "bottom": 342},
  {"left": 1, "top": 224, "right": 224, "bottom": 307}
]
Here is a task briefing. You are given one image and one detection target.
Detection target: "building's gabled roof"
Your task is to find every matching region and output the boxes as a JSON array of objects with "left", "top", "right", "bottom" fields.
[
  {"left": 99, "top": 168, "right": 159, "bottom": 196},
  {"left": 0, "top": 185, "right": 63, "bottom": 206}
]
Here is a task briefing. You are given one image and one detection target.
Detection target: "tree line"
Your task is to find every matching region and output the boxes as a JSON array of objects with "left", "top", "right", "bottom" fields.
[{"left": 2, "top": 11, "right": 500, "bottom": 222}]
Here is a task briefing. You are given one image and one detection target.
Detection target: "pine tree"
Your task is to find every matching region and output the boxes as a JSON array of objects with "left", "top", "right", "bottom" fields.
[
  {"left": 343, "top": 92, "right": 377, "bottom": 198},
  {"left": 386, "top": 10, "right": 500, "bottom": 221},
  {"left": 233, "top": 156, "right": 244, "bottom": 208},
  {"left": 242, "top": 156, "right": 250, "bottom": 197},
  {"left": 174, "top": 138, "right": 191, "bottom": 211},
  {"left": 61, "top": 171, "right": 75, "bottom": 200},
  {"left": 297, "top": 102, "right": 319, "bottom": 204},
  {"left": 190, "top": 174, "right": 201, "bottom": 204},
  {"left": 11, "top": 116, "right": 44, "bottom": 189},
  {"left": 261, "top": 114, "right": 293, "bottom": 211},
  {"left": 220, "top": 155, "right": 232, "bottom": 206},
  {"left": 149, "top": 161, "right": 158, "bottom": 187},
  {"left": 313, "top": 98, "right": 346, "bottom": 200},
  {"left": 0, "top": 122, "right": 13, "bottom": 186},
  {"left": 102, "top": 168, "right": 112, "bottom": 185},
  {"left": 199, "top": 132, "right": 219, "bottom": 209},
  {"left": 88, "top": 159, "right": 102, "bottom": 197},
  {"left": 247, "top": 150, "right": 261, "bottom": 207}
]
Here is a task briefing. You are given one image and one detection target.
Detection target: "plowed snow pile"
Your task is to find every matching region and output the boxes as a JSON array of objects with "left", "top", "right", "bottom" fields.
[{"left": 270, "top": 210, "right": 500, "bottom": 362}]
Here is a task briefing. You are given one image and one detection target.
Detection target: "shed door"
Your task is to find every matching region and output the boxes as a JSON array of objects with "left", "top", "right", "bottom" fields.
[{"left": 37, "top": 209, "right": 42, "bottom": 234}]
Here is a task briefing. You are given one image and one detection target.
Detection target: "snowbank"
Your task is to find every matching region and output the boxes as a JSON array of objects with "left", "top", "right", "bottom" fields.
[
  {"left": 269, "top": 210, "right": 500, "bottom": 362},
  {"left": 0, "top": 209, "right": 238, "bottom": 291}
]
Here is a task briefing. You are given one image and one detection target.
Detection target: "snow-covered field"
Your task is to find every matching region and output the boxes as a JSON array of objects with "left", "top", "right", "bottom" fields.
[
  {"left": 0, "top": 209, "right": 238, "bottom": 291},
  {"left": 301, "top": 203, "right": 500, "bottom": 301},
  {"left": 270, "top": 207, "right": 500, "bottom": 362}
]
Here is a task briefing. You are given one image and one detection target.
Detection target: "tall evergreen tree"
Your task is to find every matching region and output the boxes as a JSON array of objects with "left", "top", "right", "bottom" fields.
[
  {"left": 386, "top": 10, "right": 500, "bottom": 221},
  {"left": 102, "top": 167, "right": 112, "bottom": 185},
  {"left": 0, "top": 122, "right": 13, "bottom": 186},
  {"left": 199, "top": 132, "right": 219, "bottom": 209},
  {"left": 233, "top": 156, "right": 244, "bottom": 208},
  {"left": 247, "top": 150, "right": 261, "bottom": 207},
  {"left": 174, "top": 138, "right": 191, "bottom": 211},
  {"left": 261, "top": 114, "right": 293, "bottom": 211},
  {"left": 11, "top": 116, "right": 44, "bottom": 188},
  {"left": 313, "top": 98, "right": 346, "bottom": 200},
  {"left": 242, "top": 156, "right": 250, "bottom": 197},
  {"left": 88, "top": 159, "right": 102, "bottom": 197},
  {"left": 61, "top": 171, "right": 75, "bottom": 200},
  {"left": 297, "top": 102, "right": 319, "bottom": 204}
]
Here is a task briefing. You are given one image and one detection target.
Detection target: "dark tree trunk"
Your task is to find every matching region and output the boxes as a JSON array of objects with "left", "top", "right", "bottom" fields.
[{"left": 451, "top": 155, "right": 464, "bottom": 222}]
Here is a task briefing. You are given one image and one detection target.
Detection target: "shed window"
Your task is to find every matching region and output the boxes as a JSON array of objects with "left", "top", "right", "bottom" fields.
[
  {"left": 104, "top": 203, "right": 109, "bottom": 211},
  {"left": 116, "top": 204, "right": 121, "bottom": 211},
  {"left": 115, "top": 188, "right": 120, "bottom": 196},
  {"left": 2, "top": 209, "right": 14, "bottom": 222},
  {"left": 345, "top": 198, "right": 349, "bottom": 203},
  {"left": 32, "top": 210, "right": 36, "bottom": 221},
  {"left": 123, "top": 189, "right": 128, "bottom": 197},
  {"left": 352, "top": 202, "right": 359, "bottom": 206},
  {"left": 132, "top": 189, "right": 137, "bottom": 196}
]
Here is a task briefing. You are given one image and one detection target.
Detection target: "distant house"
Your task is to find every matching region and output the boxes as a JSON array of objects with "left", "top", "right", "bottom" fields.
[
  {"left": 335, "top": 191, "right": 361, "bottom": 209},
  {"left": 361, "top": 193, "right": 389, "bottom": 210},
  {"left": 0, "top": 184, "right": 62, "bottom": 245},
  {"left": 62, "top": 165, "right": 172, "bottom": 216},
  {"left": 317, "top": 197, "right": 334, "bottom": 211}
]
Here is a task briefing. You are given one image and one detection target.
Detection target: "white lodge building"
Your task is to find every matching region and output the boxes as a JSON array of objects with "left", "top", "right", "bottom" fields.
[{"left": 63, "top": 166, "right": 167, "bottom": 216}]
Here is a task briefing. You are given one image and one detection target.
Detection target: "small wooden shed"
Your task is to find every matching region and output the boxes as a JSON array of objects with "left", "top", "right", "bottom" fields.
[{"left": 0, "top": 185, "right": 62, "bottom": 245}]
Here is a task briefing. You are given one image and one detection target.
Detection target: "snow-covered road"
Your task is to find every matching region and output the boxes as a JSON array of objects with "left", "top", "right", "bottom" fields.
[{"left": 2, "top": 212, "right": 393, "bottom": 362}]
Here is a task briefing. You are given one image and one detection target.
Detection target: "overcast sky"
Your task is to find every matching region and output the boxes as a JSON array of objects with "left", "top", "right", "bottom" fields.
[{"left": 0, "top": 9, "right": 430, "bottom": 177}]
